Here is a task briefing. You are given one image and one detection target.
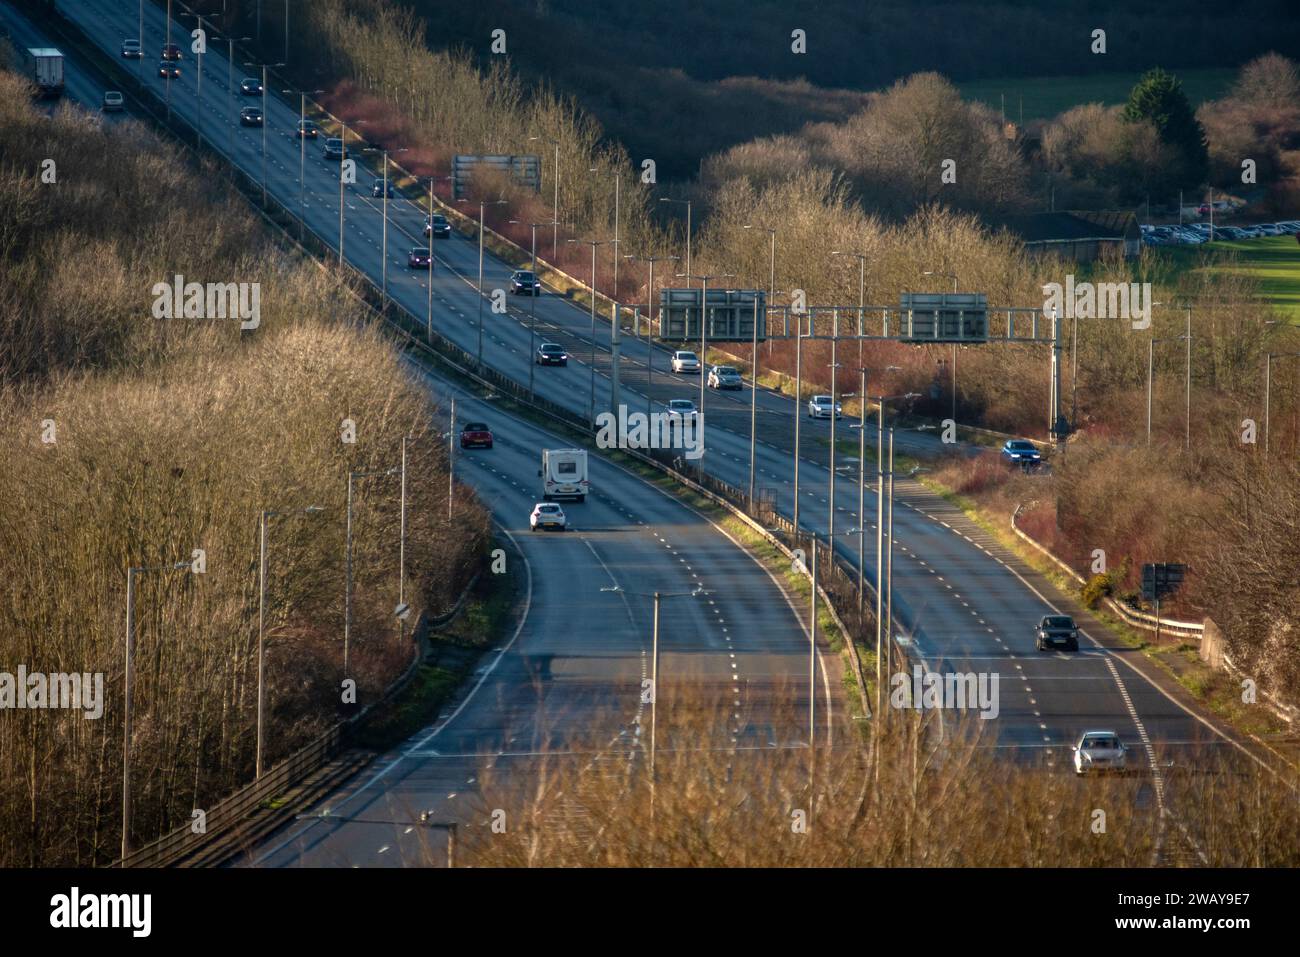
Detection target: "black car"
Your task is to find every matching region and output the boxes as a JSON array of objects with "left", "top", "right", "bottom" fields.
[
  {"left": 239, "top": 77, "right": 263, "bottom": 96},
  {"left": 371, "top": 179, "right": 395, "bottom": 199},
  {"left": 121, "top": 39, "right": 143, "bottom": 59},
  {"left": 536, "top": 343, "right": 568, "bottom": 366},
  {"left": 160, "top": 43, "right": 182, "bottom": 62},
  {"left": 239, "top": 106, "right": 263, "bottom": 127},
  {"left": 323, "top": 137, "right": 346, "bottom": 160},
  {"left": 510, "top": 270, "right": 542, "bottom": 295},
  {"left": 157, "top": 61, "right": 180, "bottom": 79},
  {"left": 296, "top": 120, "right": 319, "bottom": 139},
  {"left": 424, "top": 214, "right": 452, "bottom": 238},
  {"left": 408, "top": 247, "right": 432, "bottom": 268},
  {"left": 1035, "top": 615, "right": 1079, "bottom": 652}
]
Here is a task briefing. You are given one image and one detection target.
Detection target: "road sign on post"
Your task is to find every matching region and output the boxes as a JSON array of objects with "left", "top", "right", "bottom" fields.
[
  {"left": 452, "top": 154, "right": 541, "bottom": 200},
  {"left": 1141, "top": 562, "right": 1186, "bottom": 603},
  {"left": 899, "top": 293, "right": 988, "bottom": 343}
]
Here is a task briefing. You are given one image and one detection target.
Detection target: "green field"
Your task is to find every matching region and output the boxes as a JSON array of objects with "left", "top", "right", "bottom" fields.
[
  {"left": 1159, "top": 236, "right": 1300, "bottom": 320},
  {"left": 958, "top": 68, "right": 1236, "bottom": 124}
]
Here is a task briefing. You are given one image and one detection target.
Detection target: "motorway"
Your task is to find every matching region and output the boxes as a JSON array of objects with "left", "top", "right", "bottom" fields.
[{"left": 17, "top": 0, "right": 1286, "bottom": 863}]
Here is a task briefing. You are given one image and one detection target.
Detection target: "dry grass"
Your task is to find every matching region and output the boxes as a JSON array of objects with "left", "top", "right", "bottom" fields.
[{"left": 0, "top": 70, "right": 490, "bottom": 865}]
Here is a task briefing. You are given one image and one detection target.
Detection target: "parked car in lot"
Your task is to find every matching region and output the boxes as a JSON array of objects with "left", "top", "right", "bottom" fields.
[
  {"left": 323, "top": 137, "right": 346, "bottom": 160},
  {"left": 157, "top": 60, "right": 180, "bottom": 79},
  {"left": 296, "top": 120, "right": 319, "bottom": 138},
  {"left": 536, "top": 343, "right": 568, "bottom": 366},
  {"left": 239, "top": 76, "right": 263, "bottom": 96},
  {"left": 1000, "top": 439, "right": 1041, "bottom": 466},
  {"left": 121, "top": 39, "right": 143, "bottom": 59},
  {"left": 370, "top": 178, "right": 394, "bottom": 198},
  {"left": 1072, "top": 731, "right": 1128, "bottom": 776},
  {"left": 510, "top": 270, "right": 542, "bottom": 295},
  {"left": 666, "top": 398, "right": 699, "bottom": 422},
  {"left": 671, "top": 350, "right": 701, "bottom": 374},
  {"left": 424, "top": 214, "right": 452, "bottom": 238},
  {"left": 707, "top": 365, "right": 743, "bottom": 390},
  {"left": 102, "top": 90, "right": 124, "bottom": 112},
  {"left": 459, "top": 422, "right": 493, "bottom": 449},
  {"left": 1036, "top": 614, "right": 1079, "bottom": 652},
  {"left": 529, "top": 502, "right": 567, "bottom": 532},
  {"left": 408, "top": 247, "right": 432, "bottom": 269},
  {"left": 239, "top": 106, "right": 263, "bottom": 127},
  {"left": 807, "top": 394, "right": 842, "bottom": 419}
]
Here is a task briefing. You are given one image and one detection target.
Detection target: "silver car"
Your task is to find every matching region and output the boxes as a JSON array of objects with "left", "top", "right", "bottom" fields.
[
  {"left": 708, "top": 365, "right": 743, "bottom": 390},
  {"left": 1072, "top": 731, "right": 1128, "bottom": 775},
  {"left": 807, "top": 394, "right": 842, "bottom": 419}
]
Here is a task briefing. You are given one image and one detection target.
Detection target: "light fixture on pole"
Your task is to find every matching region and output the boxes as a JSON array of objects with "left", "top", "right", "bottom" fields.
[
  {"left": 569, "top": 238, "right": 613, "bottom": 422},
  {"left": 923, "top": 270, "right": 960, "bottom": 424},
  {"left": 659, "top": 197, "right": 693, "bottom": 285},
  {"left": 529, "top": 135, "right": 561, "bottom": 259},
  {"left": 458, "top": 198, "right": 508, "bottom": 369}
]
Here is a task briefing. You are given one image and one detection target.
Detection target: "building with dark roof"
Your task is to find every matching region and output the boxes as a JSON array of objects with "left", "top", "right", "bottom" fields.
[{"left": 998, "top": 210, "right": 1141, "bottom": 261}]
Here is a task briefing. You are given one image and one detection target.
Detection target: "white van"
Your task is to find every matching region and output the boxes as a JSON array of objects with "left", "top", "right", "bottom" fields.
[{"left": 540, "top": 449, "right": 588, "bottom": 502}]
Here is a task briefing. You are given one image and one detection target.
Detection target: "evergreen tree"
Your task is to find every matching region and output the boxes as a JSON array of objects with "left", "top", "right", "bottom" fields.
[{"left": 1122, "top": 68, "right": 1209, "bottom": 191}]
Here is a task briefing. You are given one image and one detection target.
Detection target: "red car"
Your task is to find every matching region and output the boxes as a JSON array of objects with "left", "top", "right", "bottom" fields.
[
  {"left": 459, "top": 422, "right": 493, "bottom": 449},
  {"left": 161, "top": 43, "right": 182, "bottom": 61}
]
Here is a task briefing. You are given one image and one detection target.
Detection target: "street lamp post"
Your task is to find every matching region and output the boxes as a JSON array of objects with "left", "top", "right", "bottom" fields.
[
  {"left": 459, "top": 198, "right": 508, "bottom": 368},
  {"left": 365, "top": 147, "right": 408, "bottom": 312},
  {"left": 244, "top": 62, "right": 285, "bottom": 208},
  {"left": 745, "top": 224, "right": 777, "bottom": 356},
  {"left": 123, "top": 559, "right": 193, "bottom": 859},
  {"left": 514, "top": 220, "right": 557, "bottom": 398},
  {"left": 924, "top": 270, "right": 960, "bottom": 423},
  {"left": 344, "top": 465, "right": 399, "bottom": 679},
  {"left": 833, "top": 250, "right": 868, "bottom": 366},
  {"left": 569, "top": 238, "right": 613, "bottom": 422},
  {"left": 1265, "top": 352, "right": 1300, "bottom": 454},
  {"left": 282, "top": 88, "right": 323, "bottom": 242},
  {"left": 590, "top": 166, "right": 622, "bottom": 311},
  {"left": 1147, "top": 334, "right": 1190, "bottom": 446},
  {"left": 257, "top": 505, "right": 324, "bottom": 778},
  {"left": 626, "top": 254, "right": 678, "bottom": 419},
  {"left": 870, "top": 392, "right": 919, "bottom": 720},
  {"left": 530, "top": 135, "right": 561, "bottom": 259},
  {"left": 659, "top": 198, "right": 692, "bottom": 285},
  {"left": 678, "top": 272, "right": 735, "bottom": 425}
]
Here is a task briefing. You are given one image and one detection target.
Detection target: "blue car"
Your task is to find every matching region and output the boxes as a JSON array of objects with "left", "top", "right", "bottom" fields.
[{"left": 1000, "top": 439, "right": 1041, "bottom": 467}]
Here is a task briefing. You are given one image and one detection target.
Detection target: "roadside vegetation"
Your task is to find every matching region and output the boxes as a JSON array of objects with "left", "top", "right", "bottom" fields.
[
  {"left": 0, "top": 69, "right": 490, "bottom": 866},
  {"left": 450, "top": 695, "right": 1300, "bottom": 866}
]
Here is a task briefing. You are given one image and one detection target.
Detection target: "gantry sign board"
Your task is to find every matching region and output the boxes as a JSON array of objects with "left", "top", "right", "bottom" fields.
[
  {"left": 658, "top": 288, "right": 766, "bottom": 342},
  {"left": 898, "top": 293, "right": 989, "bottom": 343},
  {"left": 451, "top": 154, "right": 541, "bottom": 200}
]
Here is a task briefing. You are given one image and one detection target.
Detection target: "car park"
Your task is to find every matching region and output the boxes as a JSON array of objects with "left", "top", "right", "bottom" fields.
[
  {"left": 296, "top": 120, "right": 319, "bottom": 138},
  {"left": 806, "top": 394, "right": 842, "bottom": 419},
  {"left": 529, "top": 502, "right": 567, "bottom": 531},
  {"left": 510, "top": 270, "right": 542, "bottom": 295},
  {"left": 707, "top": 365, "right": 743, "bottom": 390},
  {"left": 239, "top": 106, "right": 263, "bottom": 127},
  {"left": 239, "top": 76, "right": 263, "bottom": 96},
  {"left": 102, "top": 90, "right": 124, "bottom": 112},
  {"left": 323, "top": 137, "right": 346, "bottom": 160},
  {"left": 459, "top": 422, "right": 493, "bottom": 449},
  {"left": 536, "top": 343, "right": 568, "bottom": 366},
  {"left": 671, "top": 350, "right": 701, "bottom": 374},
  {"left": 408, "top": 247, "right": 432, "bottom": 269},
  {"left": 157, "top": 60, "right": 180, "bottom": 79},
  {"left": 121, "top": 39, "right": 142, "bottom": 59},
  {"left": 1072, "top": 731, "right": 1128, "bottom": 776},
  {"left": 1035, "top": 614, "right": 1079, "bottom": 652},
  {"left": 424, "top": 214, "right": 452, "bottom": 238},
  {"left": 1000, "top": 439, "right": 1041, "bottom": 466}
]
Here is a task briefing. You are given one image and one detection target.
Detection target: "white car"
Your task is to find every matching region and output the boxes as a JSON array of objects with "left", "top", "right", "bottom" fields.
[
  {"left": 807, "top": 394, "right": 842, "bottom": 419},
  {"left": 1072, "top": 730, "right": 1128, "bottom": 776},
  {"left": 102, "top": 90, "right": 124, "bottom": 112},
  {"left": 529, "top": 502, "right": 567, "bottom": 532},
  {"left": 671, "top": 350, "right": 701, "bottom": 374},
  {"left": 666, "top": 398, "right": 698, "bottom": 421}
]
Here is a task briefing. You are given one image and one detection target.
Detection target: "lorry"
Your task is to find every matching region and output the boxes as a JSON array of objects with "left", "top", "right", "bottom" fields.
[
  {"left": 540, "top": 449, "right": 588, "bottom": 502},
  {"left": 23, "top": 48, "right": 64, "bottom": 98}
]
